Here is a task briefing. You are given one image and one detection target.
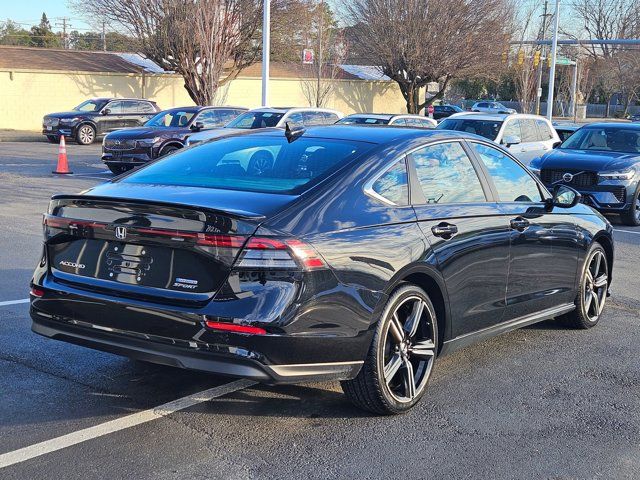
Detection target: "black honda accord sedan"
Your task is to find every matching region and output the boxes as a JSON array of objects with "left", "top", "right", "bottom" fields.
[{"left": 31, "top": 126, "right": 613, "bottom": 414}]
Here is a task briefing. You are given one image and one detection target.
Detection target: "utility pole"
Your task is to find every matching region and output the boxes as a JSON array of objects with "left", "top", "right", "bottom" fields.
[
  {"left": 316, "top": 0, "right": 324, "bottom": 107},
  {"left": 546, "top": 0, "right": 561, "bottom": 120},
  {"left": 261, "top": 0, "right": 271, "bottom": 107},
  {"left": 102, "top": 21, "right": 107, "bottom": 51},
  {"left": 56, "top": 18, "right": 71, "bottom": 49},
  {"left": 534, "top": 0, "right": 549, "bottom": 115}
]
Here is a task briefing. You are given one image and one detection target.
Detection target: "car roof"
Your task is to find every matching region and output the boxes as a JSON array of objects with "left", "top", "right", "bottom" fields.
[
  {"left": 446, "top": 113, "right": 547, "bottom": 122},
  {"left": 580, "top": 122, "right": 640, "bottom": 130},
  {"left": 343, "top": 113, "right": 394, "bottom": 120},
  {"left": 247, "top": 107, "right": 342, "bottom": 114},
  {"left": 230, "top": 124, "right": 481, "bottom": 145},
  {"left": 91, "top": 97, "right": 156, "bottom": 102}
]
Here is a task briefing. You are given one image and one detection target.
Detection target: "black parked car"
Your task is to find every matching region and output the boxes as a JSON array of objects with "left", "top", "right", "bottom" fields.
[
  {"left": 432, "top": 104, "right": 464, "bottom": 120},
  {"left": 552, "top": 122, "right": 581, "bottom": 142},
  {"left": 43, "top": 98, "right": 160, "bottom": 145},
  {"left": 102, "top": 106, "right": 247, "bottom": 174},
  {"left": 31, "top": 126, "right": 613, "bottom": 414},
  {"left": 530, "top": 122, "right": 640, "bottom": 226}
]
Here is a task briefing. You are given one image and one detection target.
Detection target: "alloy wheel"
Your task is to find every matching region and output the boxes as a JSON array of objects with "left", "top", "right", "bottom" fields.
[
  {"left": 583, "top": 249, "right": 608, "bottom": 322},
  {"left": 381, "top": 295, "right": 436, "bottom": 403},
  {"left": 635, "top": 196, "right": 640, "bottom": 222},
  {"left": 78, "top": 125, "right": 94, "bottom": 144}
]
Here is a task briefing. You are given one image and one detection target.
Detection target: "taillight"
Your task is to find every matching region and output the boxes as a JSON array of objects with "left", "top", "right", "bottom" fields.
[
  {"left": 204, "top": 318, "right": 267, "bottom": 335},
  {"left": 234, "top": 236, "right": 326, "bottom": 271},
  {"left": 30, "top": 286, "right": 45, "bottom": 297}
]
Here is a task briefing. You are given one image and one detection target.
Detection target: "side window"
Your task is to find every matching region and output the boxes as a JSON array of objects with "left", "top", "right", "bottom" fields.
[
  {"left": 478, "top": 103, "right": 487, "bottom": 108},
  {"left": 138, "top": 102, "right": 156, "bottom": 113},
  {"left": 520, "top": 119, "right": 539, "bottom": 142},
  {"left": 370, "top": 159, "right": 409, "bottom": 206},
  {"left": 503, "top": 119, "right": 521, "bottom": 140},
  {"left": 105, "top": 101, "right": 123, "bottom": 114},
  {"left": 216, "top": 109, "right": 241, "bottom": 125},
  {"left": 195, "top": 110, "right": 219, "bottom": 128},
  {"left": 322, "top": 112, "right": 339, "bottom": 124},
  {"left": 285, "top": 112, "right": 304, "bottom": 128},
  {"left": 410, "top": 142, "right": 486, "bottom": 204},
  {"left": 472, "top": 142, "right": 543, "bottom": 202},
  {"left": 418, "top": 119, "right": 435, "bottom": 129},
  {"left": 391, "top": 118, "right": 407, "bottom": 126},
  {"left": 302, "top": 111, "right": 326, "bottom": 126},
  {"left": 122, "top": 100, "right": 140, "bottom": 114},
  {"left": 535, "top": 119, "right": 554, "bottom": 140}
]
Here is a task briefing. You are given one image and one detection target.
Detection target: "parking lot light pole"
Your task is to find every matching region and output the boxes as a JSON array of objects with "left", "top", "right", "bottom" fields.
[
  {"left": 546, "top": 0, "right": 560, "bottom": 120},
  {"left": 261, "top": 0, "right": 270, "bottom": 107}
]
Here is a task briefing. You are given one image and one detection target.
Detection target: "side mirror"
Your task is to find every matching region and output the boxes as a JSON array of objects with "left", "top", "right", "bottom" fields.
[
  {"left": 503, "top": 135, "right": 521, "bottom": 147},
  {"left": 552, "top": 141, "right": 562, "bottom": 149},
  {"left": 190, "top": 122, "right": 205, "bottom": 131},
  {"left": 547, "top": 184, "right": 581, "bottom": 210},
  {"left": 102, "top": 108, "right": 111, "bottom": 115}
]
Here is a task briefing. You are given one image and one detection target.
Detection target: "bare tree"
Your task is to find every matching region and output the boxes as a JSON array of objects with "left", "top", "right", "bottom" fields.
[
  {"left": 73, "top": 0, "right": 263, "bottom": 105},
  {"left": 511, "top": 6, "right": 540, "bottom": 113},
  {"left": 343, "top": 0, "right": 513, "bottom": 113},
  {"left": 300, "top": 1, "right": 348, "bottom": 107}
]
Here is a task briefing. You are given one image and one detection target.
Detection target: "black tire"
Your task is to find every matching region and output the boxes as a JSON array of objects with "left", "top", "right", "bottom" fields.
[
  {"left": 341, "top": 284, "right": 438, "bottom": 415},
  {"left": 107, "top": 164, "right": 130, "bottom": 175},
  {"left": 46, "top": 135, "right": 59, "bottom": 144},
  {"left": 160, "top": 145, "right": 180, "bottom": 157},
  {"left": 561, "top": 243, "right": 609, "bottom": 329},
  {"left": 75, "top": 124, "right": 96, "bottom": 145},
  {"left": 620, "top": 185, "right": 640, "bottom": 226}
]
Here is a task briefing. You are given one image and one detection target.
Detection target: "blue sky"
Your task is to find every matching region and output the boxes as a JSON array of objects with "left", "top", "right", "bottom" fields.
[{"left": 1, "top": 1, "right": 93, "bottom": 30}]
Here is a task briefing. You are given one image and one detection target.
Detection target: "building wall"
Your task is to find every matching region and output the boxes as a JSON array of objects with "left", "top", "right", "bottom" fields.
[{"left": 0, "top": 69, "right": 408, "bottom": 131}]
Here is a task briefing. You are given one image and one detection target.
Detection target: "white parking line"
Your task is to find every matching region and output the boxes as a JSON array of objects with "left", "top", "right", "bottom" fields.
[
  {"left": 614, "top": 229, "right": 640, "bottom": 236},
  {"left": 0, "top": 298, "right": 29, "bottom": 307},
  {"left": 0, "top": 378, "right": 255, "bottom": 469}
]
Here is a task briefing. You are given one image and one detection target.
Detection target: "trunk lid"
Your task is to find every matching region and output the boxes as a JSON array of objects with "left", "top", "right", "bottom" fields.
[{"left": 45, "top": 189, "right": 294, "bottom": 304}]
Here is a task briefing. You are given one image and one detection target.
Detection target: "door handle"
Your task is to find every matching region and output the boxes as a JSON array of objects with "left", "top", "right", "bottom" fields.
[
  {"left": 431, "top": 223, "right": 458, "bottom": 238},
  {"left": 510, "top": 217, "right": 530, "bottom": 231}
]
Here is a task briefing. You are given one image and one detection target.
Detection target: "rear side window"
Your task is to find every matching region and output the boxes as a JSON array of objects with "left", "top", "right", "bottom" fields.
[
  {"left": 370, "top": 160, "right": 409, "bottom": 205},
  {"left": 122, "top": 101, "right": 139, "bottom": 114},
  {"left": 410, "top": 142, "right": 486, "bottom": 204},
  {"left": 322, "top": 112, "right": 339, "bottom": 124},
  {"left": 122, "top": 136, "right": 375, "bottom": 194},
  {"left": 472, "top": 143, "right": 543, "bottom": 202},
  {"left": 138, "top": 102, "right": 156, "bottom": 113},
  {"left": 535, "top": 119, "right": 554, "bottom": 140},
  {"left": 520, "top": 119, "right": 539, "bottom": 142}
]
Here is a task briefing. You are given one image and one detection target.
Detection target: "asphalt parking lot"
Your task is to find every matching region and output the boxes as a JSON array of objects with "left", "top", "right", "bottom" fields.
[{"left": 1, "top": 140, "right": 639, "bottom": 479}]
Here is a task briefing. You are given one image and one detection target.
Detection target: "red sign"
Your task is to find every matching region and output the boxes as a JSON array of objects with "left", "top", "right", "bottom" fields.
[
  {"left": 427, "top": 105, "right": 434, "bottom": 118},
  {"left": 302, "top": 49, "right": 314, "bottom": 65}
]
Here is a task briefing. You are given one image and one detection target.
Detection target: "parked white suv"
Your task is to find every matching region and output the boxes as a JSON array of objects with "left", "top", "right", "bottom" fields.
[
  {"left": 186, "top": 107, "right": 344, "bottom": 146},
  {"left": 336, "top": 113, "right": 436, "bottom": 128},
  {"left": 437, "top": 113, "right": 561, "bottom": 165},
  {"left": 471, "top": 101, "right": 516, "bottom": 114}
]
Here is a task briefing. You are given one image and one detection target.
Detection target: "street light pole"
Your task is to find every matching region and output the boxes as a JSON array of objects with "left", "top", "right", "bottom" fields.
[
  {"left": 261, "top": 0, "right": 271, "bottom": 107},
  {"left": 546, "top": 0, "right": 560, "bottom": 120}
]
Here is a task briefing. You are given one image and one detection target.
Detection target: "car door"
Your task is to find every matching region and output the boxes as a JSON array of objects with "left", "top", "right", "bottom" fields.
[
  {"left": 120, "top": 100, "right": 144, "bottom": 128},
  {"left": 100, "top": 100, "right": 125, "bottom": 132},
  {"left": 410, "top": 140, "right": 511, "bottom": 337},
  {"left": 534, "top": 118, "right": 558, "bottom": 152},
  {"left": 516, "top": 118, "right": 546, "bottom": 165},
  {"left": 468, "top": 140, "right": 580, "bottom": 321}
]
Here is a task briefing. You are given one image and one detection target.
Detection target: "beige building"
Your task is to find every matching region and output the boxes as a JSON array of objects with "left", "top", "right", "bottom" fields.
[{"left": 0, "top": 46, "right": 411, "bottom": 131}]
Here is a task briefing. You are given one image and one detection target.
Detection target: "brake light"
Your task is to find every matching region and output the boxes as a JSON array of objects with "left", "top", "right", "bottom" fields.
[
  {"left": 234, "top": 236, "right": 326, "bottom": 270},
  {"left": 30, "top": 287, "right": 45, "bottom": 297},
  {"left": 204, "top": 319, "right": 267, "bottom": 335}
]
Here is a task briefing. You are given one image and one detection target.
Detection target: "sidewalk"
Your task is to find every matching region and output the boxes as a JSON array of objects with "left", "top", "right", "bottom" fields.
[{"left": 0, "top": 130, "right": 44, "bottom": 142}]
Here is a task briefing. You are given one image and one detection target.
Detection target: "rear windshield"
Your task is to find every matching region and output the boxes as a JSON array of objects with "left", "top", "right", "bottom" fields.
[
  {"left": 226, "top": 111, "right": 284, "bottom": 129},
  {"left": 121, "top": 135, "right": 375, "bottom": 194},
  {"left": 438, "top": 119, "right": 503, "bottom": 140},
  {"left": 559, "top": 126, "right": 640, "bottom": 153},
  {"left": 336, "top": 116, "right": 390, "bottom": 125}
]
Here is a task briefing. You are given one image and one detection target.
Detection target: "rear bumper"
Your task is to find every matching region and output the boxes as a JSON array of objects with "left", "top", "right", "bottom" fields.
[{"left": 31, "top": 314, "right": 362, "bottom": 383}]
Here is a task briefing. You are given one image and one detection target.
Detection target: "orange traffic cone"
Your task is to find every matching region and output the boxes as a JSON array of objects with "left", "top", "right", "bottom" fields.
[{"left": 52, "top": 135, "right": 72, "bottom": 174}]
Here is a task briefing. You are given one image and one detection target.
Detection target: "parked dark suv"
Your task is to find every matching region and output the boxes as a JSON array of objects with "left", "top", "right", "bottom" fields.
[
  {"left": 102, "top": 106, "right": 247, "bottom": 174},
  {"left": 43, "top": 98, "right": 160, "bottom": 145}
]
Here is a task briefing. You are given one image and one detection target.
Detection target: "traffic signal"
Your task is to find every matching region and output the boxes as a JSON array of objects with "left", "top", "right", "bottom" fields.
[
  {"left": 502, "top": 51, "right": 508, "bottom": 64},
  {"left": 548, "top": 54, "right": 552, "bottom": 68},
  {"left": 517, "top": 49, "right": 524, "bottom": 65},
  {"left": 533, "top": 50, "right": 540, "bottom": 67}
]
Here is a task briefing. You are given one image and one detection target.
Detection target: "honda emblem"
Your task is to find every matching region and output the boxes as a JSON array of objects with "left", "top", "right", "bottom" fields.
[{"left": 115, "top": 226, "right": 127, "bottom": 240}]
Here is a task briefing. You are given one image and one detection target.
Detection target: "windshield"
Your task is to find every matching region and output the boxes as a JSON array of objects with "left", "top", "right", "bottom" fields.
[
  {"left": 121, "top": 135, "right": 375, "bottom": 194},
  {"left": 336, "top": 117, "right": 390, "bottom": 125},
  {"left": 73, "top": 100, "right": 106, "bottom": 112},
  {"left": 559, "top": 127, "right": 640, "bottom": 153},
  {"left": 437, "top": 119, "right": 503, "bottom": 140},
  {"left": 145, "top": 109, "right": 196, "bottom": 128},
  {"left": 226, "top": 111, "right": 285, "bottom": 129}
]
